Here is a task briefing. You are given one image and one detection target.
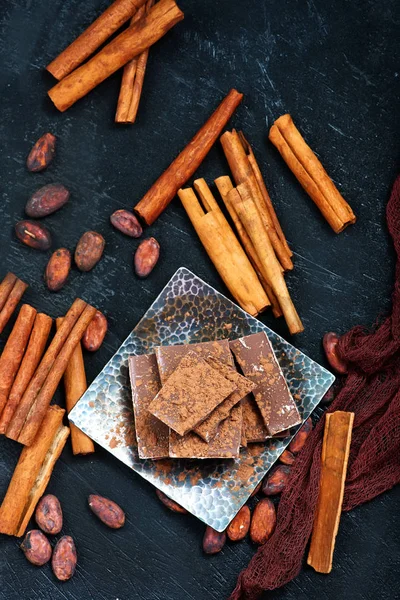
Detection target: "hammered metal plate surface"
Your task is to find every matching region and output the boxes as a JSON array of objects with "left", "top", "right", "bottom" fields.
[{"left": 70, "top": 267, "right": 334, "bottom": 531}]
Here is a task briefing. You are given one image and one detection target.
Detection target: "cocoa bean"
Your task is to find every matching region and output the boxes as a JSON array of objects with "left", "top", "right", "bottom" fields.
[
  {"left": 226, "top": 505, "right": 251, "bottom": 542},
  {"left": 35, "top": 494, "right": 63, "bottom": 535},
  {"left": 82, "top": 310, "right": 107, "bottom": 352},
  {"left": 25, "top": 184, "right": 70, "bottom": 218},
  {"left": 26, "top": 133, "right": 56, "bottom": 172},
  {"left": 203, "top": 526, "right": 226, "bottom": 554},
  {"left": 250, "top": 498, "right": 276, "bottom": 545},
  {"left": 320, "top": 384, "right": 337, "bottom": 405},
  {"left": 15, "top": 220, "right": 52, "bottom": 251},
  {"left": 110, "top": 209, "right": 142, "bottom": 238},
  {"left": 75, "top": 231, "right": 105, "bottom": 272},
  {"left": 88, "top": 494, "right": 125, "bottom": 529},
  {"left": 52, "top": 536, "right": 77, "bottom": 581},
  {"left": 155, "top": 489, "right": 187, "bottom": 514},
  {"left": 279, "top": 449, "right": 296, "bottom": 465},
  {"left": 134, "top": 237, "right": 160, "bottom": 278},
  {"left": 250, "top": 481, "right": 262, "bottom": 497},
  {"left": 262, "top": 465, "right": 291, "bottom": 496},
  {"left": 45, "top": 248, "right": 71, "bottom": 292},
  {"left": 289, "top": 417, "right": 313, "bottom": 454},
  {"left": 323, "top": 332, "right": 348, "bottom": 374},
  {"left": 20, "top": 530, "right": 52, "bottom": 566}
]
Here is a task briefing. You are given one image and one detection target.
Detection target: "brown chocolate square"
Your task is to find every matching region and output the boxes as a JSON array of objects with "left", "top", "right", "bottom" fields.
[
  {"left": 128, "top": 354, "right": 169, "bottom": 460},
  {"left": 148, "top": 352, "right": 237, "bottom": 436}
]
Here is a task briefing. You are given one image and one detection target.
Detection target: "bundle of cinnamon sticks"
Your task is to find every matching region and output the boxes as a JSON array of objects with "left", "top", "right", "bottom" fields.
[
  {"left": 178, "top": 129, "right": 304, "bottom": 335},
  {"left": 0, "top": 290, "right": 97, "bottom": 536},
  {"left": 46, "top": 0, "right": 184, "bottom": 121}
]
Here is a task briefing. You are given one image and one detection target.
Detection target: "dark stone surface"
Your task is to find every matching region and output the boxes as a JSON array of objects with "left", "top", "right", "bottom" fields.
[{"left": 0, "top": 0, "right": 399, "bottom": 598}]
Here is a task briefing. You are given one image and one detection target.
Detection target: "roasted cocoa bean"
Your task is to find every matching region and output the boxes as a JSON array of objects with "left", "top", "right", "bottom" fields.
[
  {"left": 20, "top": 530, "right": 52, "bottom": 566},
  {"left": 323, "top": 332, "right": 348, "bottom": 374},
  {"left": 45, "top": 248, "right": 71, "bottom": 292},
  {"left": 262, "top": 465, "right": 291, "bottom": 496},
  {"left": 26, "top": 133, "right": 56, "bottom": 172},
  {"left": 88, "top": 494, "right": 125, "bottom": 529},
  {"left": 226, "top": 505, "right": 251, "bottom": 542},
  {"left": 15, "top": 220, "right": 52, "bottom": 251},
  {"left": 320, "top": 384, "right": 337, "bottom": 406},
  {"left": 82, "top": 310, "right": 107, "bottom": 352},
  {"left": 134, "top": 237, "right": 160, "bottom": 278},
  {"left": 289, "top": 417, "right": 313, "bottom": 454},
  {"left": 155, "top": 489, "right": 187, "bottom": 514},
  {"left": 250, "top": 498, "right": 276, "bottom": 545},
  {"left": 279, "top": 449, "right": 296, "bottom": 465},
  {"left": 52, "top": 536, "right": 77, "bottom": 581},
  {"left": 110, "top": 209, "right": 142, "bottom": 238},
  {"left": 26, "top": 184, "right": 70, "bottom": 218},
  {"left": 75, "top": 231, "right": 105, "bottom": 272},
  {"left": 35, "top": 494, "right": 63, "bottom": 535},
  {"left": 203, "top": 526, "right": 226, "bottom": 554},
  {"left": 250, "top": 481, "right": 262, "bottom": 497}
]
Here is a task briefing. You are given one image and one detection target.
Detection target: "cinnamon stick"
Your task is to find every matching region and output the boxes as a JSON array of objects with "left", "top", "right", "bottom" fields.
[
  {"left": 238, "top": 131, "right": 293, "bottom": 259},
  {"left": 56, "top": 318, "right": 94, "bottom": 456},
  {"left": 0, "top": 273, "right": 17, "bottom": 312},
  {"left": 229, "top": 182, "right": 304, "bottom": 334},
  {"left": 220, "top": 130, "right": 293, "bottom": 271},
  {"left": 0, "top": 305, "right": 37, "bottom": 417},
  {"left": 307, "top": 411, "right": 354, "bottom": 573},
  {"left": 0, "top": 278, "right": 28, "bottom": 334},
  {"left": 47, "top": 0, "right": 148, "bottom": 80},
  {"left": 269, "top": 115, "right": 356, "bottom": 233},
  {"left": 48, "top": 0, "right": 184, "bottom": 113},
  {"left": 0, "top": 405, "right": 69, "bottom": 537},
  {"left": 0, "top": 313, "right": 52, "bottom": 434},
  {"left": 134, "top": 89, "right": 243, "bottom": 225},
  {"left": 16, "top": 305, "right": 97, "bottom": 447},
  {"left": 6, "top": 298, "right": 88, "bottom": 442},
  {"left": 115, "top": 0, "right": 154, "bottom": 124},
  {"left": 215, "top": 176, "right": 283, "bottom": 318},
  {"left": 178, "top": 185, "right": 269, "bottom": 316}
]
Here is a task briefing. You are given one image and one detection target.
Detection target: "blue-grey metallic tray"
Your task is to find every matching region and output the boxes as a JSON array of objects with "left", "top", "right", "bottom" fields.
[{"left": 69, "top": 267, "right": 334, "bottom": 531}]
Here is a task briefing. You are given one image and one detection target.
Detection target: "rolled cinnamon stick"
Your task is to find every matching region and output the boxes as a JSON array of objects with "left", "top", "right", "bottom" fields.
[
  {"left": 307, "top": 411, "right": 354, "bottom": 573},
  {"left": 229, "top": 182, "right": 304, "bottom": 334},
  {"left": 178, "top": 185, "right": 269, "bottom": 316},
  {"left": 215, "top": 176, "right": 283, "bottom": 319},
  {"left": 134, "top": 89, "right": 243, "bottom": 225},
  {"left": 0, "top": 278, "right": 28, "bottom": 335},
  {"left": 238, "top": 131, "right": 292, "bottom": 259},
  {"left": 0, "top": 273, "right": 17, "bottom": 312},
  {"left": 269, "top": 115, "right": 356, "bottom": 233},
  {"left": 115, "top": 0, "right": 154, "bottom": 124},
  {"left": 0, "top": 313, "right": 52, "bottom": 434},
  {"left": 0, "top": 305, "right": 37, "bottom": 417},
  {"left": 48, "top": 0, "right": 184, "bottom": 113},
  {"left": 6, "top": 298, "right": 87, "bottom": 442},
  {"left": 16, "top": 305, "right": 97, "bottom": 447},
  {"left": 47, "top": 0, "right": 147, "bottom": 80},
  {"left": 220, "top": 130, "right": 293, "bottom": 271},
  {"left": 56, "top": 318, "right": 94, "bottom": 456},
  {"left": 0, "top": 405, "right": 69, "bottom": 537}
]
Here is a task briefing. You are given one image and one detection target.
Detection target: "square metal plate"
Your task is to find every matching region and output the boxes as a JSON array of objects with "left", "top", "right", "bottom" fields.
[{"left": 69, "top": 267, "right": 334, "bottom": 531}]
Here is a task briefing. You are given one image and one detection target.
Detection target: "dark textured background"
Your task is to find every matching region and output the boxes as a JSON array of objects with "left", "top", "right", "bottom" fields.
[{"left": 0, "top": 1, "right": 399, "bottom": 599}]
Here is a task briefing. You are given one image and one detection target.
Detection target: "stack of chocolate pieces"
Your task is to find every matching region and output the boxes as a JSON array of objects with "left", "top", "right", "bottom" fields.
[{"left": 128, "top": 332, "right": 301, "bottom": 460}]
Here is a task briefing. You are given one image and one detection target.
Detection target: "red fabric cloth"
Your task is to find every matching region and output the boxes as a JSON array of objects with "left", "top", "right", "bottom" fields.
[{"left": 230, "top": 175, "right": 400, "bottom": 600}]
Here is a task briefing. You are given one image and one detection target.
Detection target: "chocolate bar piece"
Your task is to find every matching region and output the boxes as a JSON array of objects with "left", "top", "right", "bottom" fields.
[
  {"left": 242, "top": 394, "right": 269, "bottom": 443},
  {"left": 128, "top": 354, "right": 169, "bottom": 460},
  {"left": 169, "top": 403, "right": 242, "bottom": 459},
  {"left": 156, "top": 340, "right": 242, "bottom": 458},
  {"left": 195, "top": 357, "right": 255, "bottom": 442},
  {"left": 230, "top": 332, "right": 301, "bottom": 435},
  {"left": 156, "top": 340, "right": 242, "bottom": 442},
  {"left": 148, "top": 352, "right": 237, "bottom": 436}
]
